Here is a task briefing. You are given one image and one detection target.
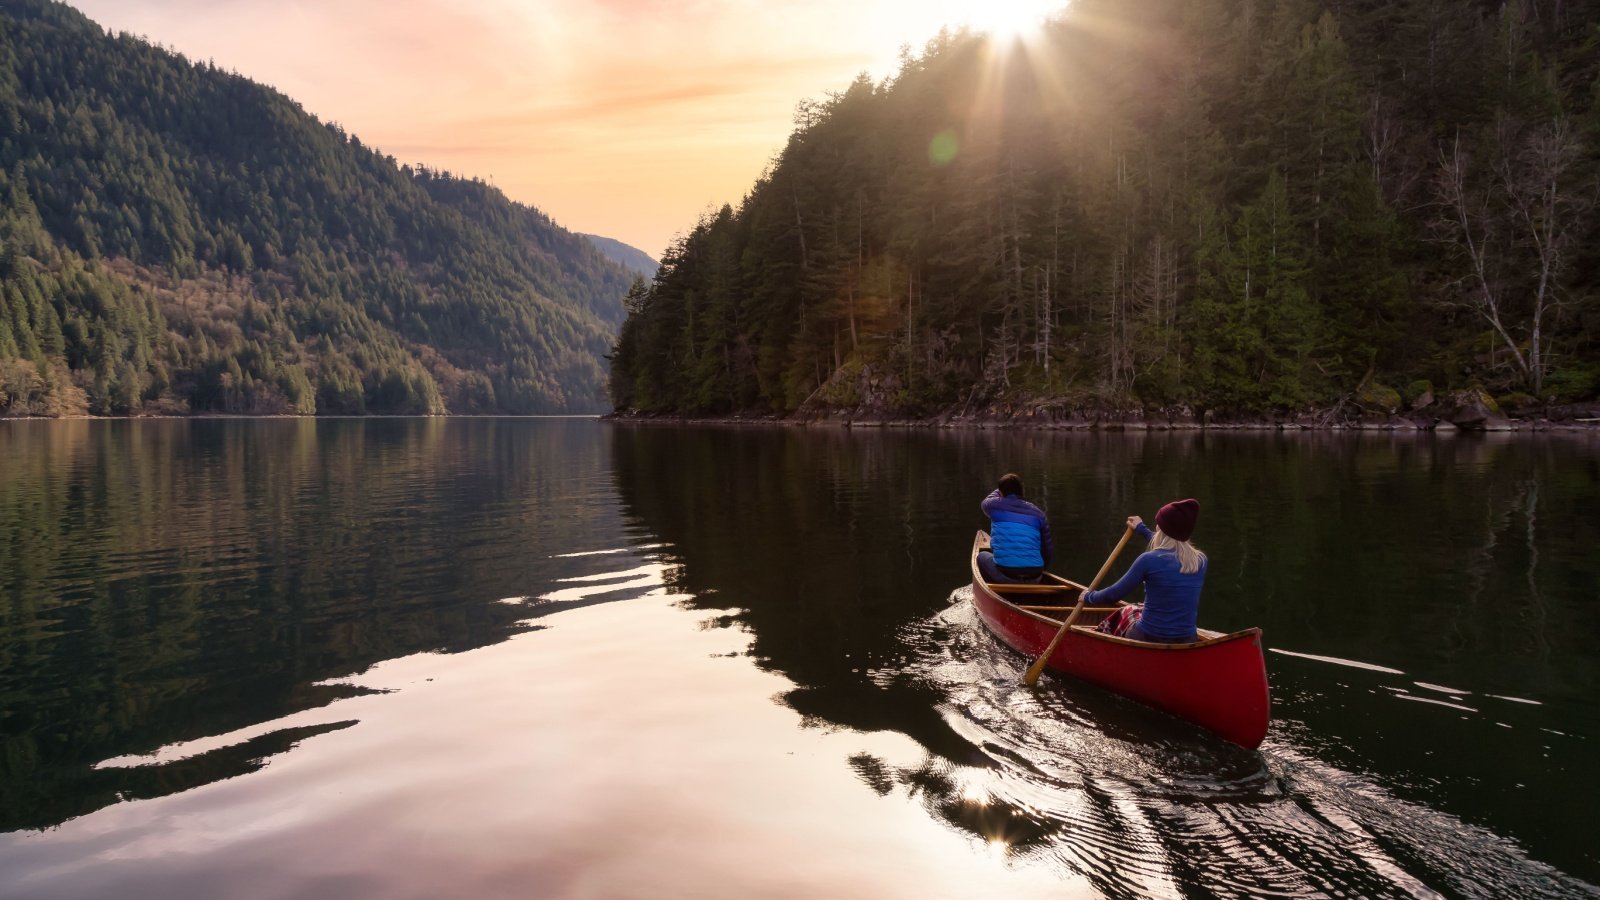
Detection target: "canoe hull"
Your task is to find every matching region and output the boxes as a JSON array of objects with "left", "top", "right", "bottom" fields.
[{"left": 970, "top": 531, "right": 1270, "bottom": 750}]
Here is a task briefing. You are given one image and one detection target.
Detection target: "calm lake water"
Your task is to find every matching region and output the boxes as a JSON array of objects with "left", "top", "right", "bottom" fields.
[{"left": 0, "top": 418, "right": 1596, "bottom": 898}]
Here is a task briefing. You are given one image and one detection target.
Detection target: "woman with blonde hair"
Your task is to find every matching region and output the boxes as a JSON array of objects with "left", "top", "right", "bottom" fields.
[{"left": 1081, "top": 499, "right": 1207, "bottom": 643}]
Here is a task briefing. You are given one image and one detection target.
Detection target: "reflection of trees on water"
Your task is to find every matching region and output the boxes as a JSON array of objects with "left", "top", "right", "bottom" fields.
[
  {"left": 0, "top": 419, "right": 621, "bottom": 831},
  {"left": 608, "top": 425, "right": 983, "bottom": 688},
  {"left": 610, "top": 426, "right": 1599, "bottom": 705},
  {"left": 1521, "top": 479, "right": 1546, "bottom": 645},
  {"left": 1448, "top": 436, "right": 1596, "bottom": 672},
  {"left": 847, "top": 751, "right": 1058, "bottom": 852}
]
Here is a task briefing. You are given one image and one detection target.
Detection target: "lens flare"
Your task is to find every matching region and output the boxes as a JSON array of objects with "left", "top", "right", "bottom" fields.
[{"left": 958, "top": 0, "right": 1061, "bottom": 40}]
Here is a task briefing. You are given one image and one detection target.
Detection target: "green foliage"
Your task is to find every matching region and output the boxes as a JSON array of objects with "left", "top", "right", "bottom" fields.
[
  {"left": 1190, "top": 171, "right": 1325, "bottom": 411},
  {"left": 1495, "top": 391, "right": 1538, "bottom": 413},
  {"left": 1405, "top": 380, "right": 1434, "bottom": 405},
  {"left": 1356, "top": 383, "right": 1402, "bottom": 414},
  {"left": 1542, "top": 366, "right": 1600, "bottom": 402},
  {"left": 611, "top": 0, "right": 1600, "bottom": 416},
  {"left": 0, "top": 0, "right": 636, "bottom": 416}
]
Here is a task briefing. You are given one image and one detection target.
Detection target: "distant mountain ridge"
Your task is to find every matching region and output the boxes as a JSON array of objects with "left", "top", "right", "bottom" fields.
[
  {"left": 0, "top": 0, "right": 633, "bottom": 415},
  {"left": 581, "top": 234, "right": 658, "bottom": 281}
]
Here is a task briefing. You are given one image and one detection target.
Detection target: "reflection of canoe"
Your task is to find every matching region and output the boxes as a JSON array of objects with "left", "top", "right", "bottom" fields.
[{"left": 970, "top": 530, "right": 1271, "bottom": 750}]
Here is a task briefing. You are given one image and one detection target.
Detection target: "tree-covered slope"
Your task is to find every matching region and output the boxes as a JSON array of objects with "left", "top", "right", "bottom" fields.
[
  {"left": 611, "top": 0, "right": 1600, "bottom": 419},
  {"left": 581, "top": 234, "right": 659, "bottom": 281},
  {"left": 0, "top": 0, "right": 635, "bottom": 415}
]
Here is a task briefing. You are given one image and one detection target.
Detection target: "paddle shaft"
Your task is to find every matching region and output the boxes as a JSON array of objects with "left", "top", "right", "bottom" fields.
[{"left": 1023, "top": 523, "right": 1136, "bottom": 687}]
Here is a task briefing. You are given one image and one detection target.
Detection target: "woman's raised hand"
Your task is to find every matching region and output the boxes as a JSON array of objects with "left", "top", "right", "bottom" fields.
[{"left": 1126, "top": 515, "right": 1143, "bottom": 530}]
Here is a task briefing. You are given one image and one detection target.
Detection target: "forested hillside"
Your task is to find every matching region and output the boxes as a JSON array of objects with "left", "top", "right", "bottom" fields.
[
  {"left": 611, "top": 0, "right": 1600, "bottom": 420},
  {"left": 581, "top": 234, "right": 659, "bottom": 281},
  {"left": 0, "top": 0, "right": 634, "bottom": 416}
]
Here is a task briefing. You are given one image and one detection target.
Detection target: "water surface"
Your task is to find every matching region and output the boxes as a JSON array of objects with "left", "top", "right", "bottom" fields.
[{"left": 0, "top": 419, "right": 1595, "bottom": 898}]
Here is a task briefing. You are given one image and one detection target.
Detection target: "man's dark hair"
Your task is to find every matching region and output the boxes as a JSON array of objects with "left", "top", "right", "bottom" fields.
[{"left": 998, "top": 473, "right": 1024, "bottom": 497}]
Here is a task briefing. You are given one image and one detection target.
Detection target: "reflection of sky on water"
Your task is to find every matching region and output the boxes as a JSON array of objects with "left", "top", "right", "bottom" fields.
[{"left": 1, "top": 557, "right": 1072, "bottom": 899}]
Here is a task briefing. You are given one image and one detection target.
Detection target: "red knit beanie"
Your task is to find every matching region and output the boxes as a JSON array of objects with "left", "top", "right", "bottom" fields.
[{"left": 1155, "top": 498, "right": 1199, "bottom": 542}]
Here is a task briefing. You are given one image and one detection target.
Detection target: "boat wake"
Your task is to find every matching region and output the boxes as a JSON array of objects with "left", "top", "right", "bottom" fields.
[{"left": 857, "top": 591, "right": 1599, "bottom": 899}]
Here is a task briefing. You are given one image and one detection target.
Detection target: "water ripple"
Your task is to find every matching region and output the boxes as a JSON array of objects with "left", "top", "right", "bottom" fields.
[{"left": 880, "top": 595, "right": 1600, "bottom": 899}]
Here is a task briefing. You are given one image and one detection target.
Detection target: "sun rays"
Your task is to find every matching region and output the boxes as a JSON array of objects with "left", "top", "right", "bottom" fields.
[{"left": 956, "top": 0, "right": 1063, "bottom": 41}]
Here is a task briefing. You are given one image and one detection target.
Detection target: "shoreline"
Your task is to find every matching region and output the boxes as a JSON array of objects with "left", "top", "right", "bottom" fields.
[
  {"left": 602, "top": 409, "right": 1600, "bottom": 434},
  {"left": 4, "top": 411, "right": 1595, "bottom": 434},
  {"left": 0, "top": 413, "right": 607, "bottom": 421}
]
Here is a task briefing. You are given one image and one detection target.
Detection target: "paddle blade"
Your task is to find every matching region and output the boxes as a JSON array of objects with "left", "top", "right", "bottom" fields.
[{"left": 1023, "top": 654, "right": 1049, "bottom": 686}]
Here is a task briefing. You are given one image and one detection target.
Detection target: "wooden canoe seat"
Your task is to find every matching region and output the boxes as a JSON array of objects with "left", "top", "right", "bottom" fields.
[
  {"left": 1017, "top": 604, "right": 1117, "bottom": 615},
  {"left": 985, "top": 582, "right": 1078, "bottom": 594}
]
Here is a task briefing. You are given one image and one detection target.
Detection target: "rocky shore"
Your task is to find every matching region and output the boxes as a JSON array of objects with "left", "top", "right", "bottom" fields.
[{"left": 607, "top": 389, "right": 1600, "bottom": 433}]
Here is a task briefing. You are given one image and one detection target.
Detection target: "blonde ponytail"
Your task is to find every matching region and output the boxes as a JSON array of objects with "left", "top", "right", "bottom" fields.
[{"left": 1150, "top": 529, "right": 1206, "bottom": 575}]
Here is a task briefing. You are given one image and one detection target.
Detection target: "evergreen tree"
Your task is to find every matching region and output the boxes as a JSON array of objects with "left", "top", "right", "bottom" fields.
[
  {"left": 0, "top": 0, "right": 641, "bottom": 417},
  {"left": 612, "top": 0, "right": 1600, "bottom": 417}
]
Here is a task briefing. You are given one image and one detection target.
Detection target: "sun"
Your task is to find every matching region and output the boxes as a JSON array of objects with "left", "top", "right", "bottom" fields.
[
  {"left": 866, "top": 1, "right": 1064, "bottom": 72},
  {"left": 958, "top": 0, "right": 1062, "bottom": 40}
]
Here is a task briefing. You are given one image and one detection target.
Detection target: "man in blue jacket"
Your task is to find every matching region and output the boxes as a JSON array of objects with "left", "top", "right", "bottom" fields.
[{"left": 978, "top": 473, "right": 1053, "bottom": 584}]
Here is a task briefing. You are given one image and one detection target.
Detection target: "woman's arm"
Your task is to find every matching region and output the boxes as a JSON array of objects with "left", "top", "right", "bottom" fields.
[{"left": 1081, "top": 553, "right": 1152, "bottom": 606}]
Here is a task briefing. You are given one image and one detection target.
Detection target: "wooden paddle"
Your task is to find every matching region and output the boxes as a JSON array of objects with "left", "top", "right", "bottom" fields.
[{"left": 1023, "top": 522, "right": 1136, "bottom": 687}]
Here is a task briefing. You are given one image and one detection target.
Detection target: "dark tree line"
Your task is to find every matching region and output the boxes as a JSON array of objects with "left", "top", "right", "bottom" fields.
[
  {"left": 612, "top": 0, "right": 1600, "bottom": 418},
  {"left": 0, "top": 0, "right": 636, "bottom": 416}
]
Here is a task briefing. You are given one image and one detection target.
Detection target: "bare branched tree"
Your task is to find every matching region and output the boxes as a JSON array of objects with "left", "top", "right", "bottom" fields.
[
  {"left": 1432, "top": 116, "right": 1590, "bottom": 393},
  {"left": 1497, "top": 117, "right": 1588, "bottom": 394}
]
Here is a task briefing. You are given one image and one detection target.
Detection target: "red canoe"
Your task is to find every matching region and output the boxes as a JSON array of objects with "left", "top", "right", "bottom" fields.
[{"left": 970, "top": 531, "right": 1270, "bottom": 749}]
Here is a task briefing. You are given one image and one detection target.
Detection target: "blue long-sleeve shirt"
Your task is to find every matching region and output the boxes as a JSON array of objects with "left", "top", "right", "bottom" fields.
[
  {"left": 1082, "top": 523, "right": 1205, "bottom": 640},
  {"left": 981, "top": 490, "right": 1053, "bottom": 571}
]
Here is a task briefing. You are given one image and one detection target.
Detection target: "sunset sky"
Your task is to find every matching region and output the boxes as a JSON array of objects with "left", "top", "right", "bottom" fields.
[{"left": 73, "top": 0, "right": 1064, "bottom": 261}]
